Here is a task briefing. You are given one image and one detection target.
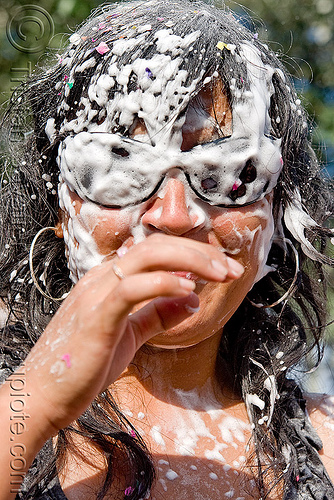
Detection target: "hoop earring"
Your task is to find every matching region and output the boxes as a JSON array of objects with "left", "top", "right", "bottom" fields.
[
  {"left": 248, "top": 238, "right": 300, "bottom": 309},
  {"left": 29, "top": 226, "right": 69, "bottom": 302}
]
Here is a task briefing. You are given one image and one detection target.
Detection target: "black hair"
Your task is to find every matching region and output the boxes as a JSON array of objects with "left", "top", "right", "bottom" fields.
[{"left": 1, "top": 1, "right": 334, "bottom": 498}]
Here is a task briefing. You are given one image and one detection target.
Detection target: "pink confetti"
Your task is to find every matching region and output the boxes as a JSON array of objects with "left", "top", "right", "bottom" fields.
[
  {"left": 157, "top": 17, "right": 164, "bottom": 21},
  {"left": 232, "top": 180, "right": 241, "bottom": 191},
  {"left": 64, "top": 75, "right": 68, "bottom": 81},
  {"left": 61, "top": 354, "right": 71, "bottom": 368},
  {"left": 280, "top": 157, "right": 284, "bottom": 166},
  {"left": 125, "top": 486, "right": 134, "bottom": 496},
  {"left": 296, "top": 475, "right": 300, "bottom": 482},
  {"left": 130, "top": 430, "right": 137, "bottom": 438},
  {"left": 96, "top": 42, "right": 110, "bottom": 55},
  {"left": 98, "top": 22, "right": 106, "bottom": 30},
  {"left": 92, "top": 38, "right": 97, "bottom": 42}
]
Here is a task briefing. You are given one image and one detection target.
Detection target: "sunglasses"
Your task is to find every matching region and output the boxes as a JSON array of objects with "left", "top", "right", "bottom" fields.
[{"left": 58, "top": 131, "right": 282, "bottom": 208}]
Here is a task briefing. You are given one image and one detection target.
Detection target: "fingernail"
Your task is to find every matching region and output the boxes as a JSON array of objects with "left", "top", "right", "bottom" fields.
[
  {"left": 226, "top": 257, "right": 244, "bottom": 277},
  {"left": 184, "top": 303, "right": 200, "bottom": 314},
  {"left": 178, "top": 277, "right": 196, "bottom": 291},
  {"left": 211, "top": 259, "right": 228, "bottom": 279},
  {"left": 184, "top": 292, "right": 200, "bottom": 313}
]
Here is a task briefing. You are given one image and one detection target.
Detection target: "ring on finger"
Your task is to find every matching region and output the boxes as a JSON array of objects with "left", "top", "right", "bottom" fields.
[{"left": 112, "top": 262, "right": 126, "bottom": 280}]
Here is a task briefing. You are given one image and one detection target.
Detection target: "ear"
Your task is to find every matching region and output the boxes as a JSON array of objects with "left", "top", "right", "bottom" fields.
[{"left": 55, "top": 210, "right": 64, "bottom": 239}]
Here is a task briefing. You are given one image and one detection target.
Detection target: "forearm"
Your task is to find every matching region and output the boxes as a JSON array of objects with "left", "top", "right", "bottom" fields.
[{"left": 0, "top": 365, "right": 57, "bottom": 500}]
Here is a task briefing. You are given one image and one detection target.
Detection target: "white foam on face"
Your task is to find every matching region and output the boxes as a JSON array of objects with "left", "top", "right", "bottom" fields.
[
  {"left": 58, "top": 179, "right": 105, "bottom": 282},
  {"left": 245, "top": 196, "right": 275, "bottom": 284},
  {"left": 52, "top": 16, "right": 285, "bottom": 297},
  {"left": 59, "top": 127, "right": 282, "bottom": 208},
  {"left": 57, "top": 33, "right": 283, "bottom": 210},
  {"left": 236, "top": 43, "right": 274, "bottom": 135}
]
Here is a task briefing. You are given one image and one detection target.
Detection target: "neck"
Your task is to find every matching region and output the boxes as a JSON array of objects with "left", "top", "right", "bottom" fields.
[{"left": 116, "top": 331, "right": 240, "bottom": 408}]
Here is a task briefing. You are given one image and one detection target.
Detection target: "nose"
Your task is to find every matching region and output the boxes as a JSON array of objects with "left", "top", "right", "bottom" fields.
[{"left": 141, "top": 177, "right": 201, "bottom": 235}]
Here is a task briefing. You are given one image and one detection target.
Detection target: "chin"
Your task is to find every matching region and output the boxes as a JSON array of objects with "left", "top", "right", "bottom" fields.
[
  {"left": 145, "top": 291, "right": 232, "bottom": 349},
  {"left": 143, "top": 277, "right": 251, "bottom": 349}
]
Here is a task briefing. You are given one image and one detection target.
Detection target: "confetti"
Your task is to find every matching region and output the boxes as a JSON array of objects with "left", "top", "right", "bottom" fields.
[
  {"left": 157, "top": 17, "right": 165, "bottom": 21},
  {"left": 61, "top": 354, "right": 71, "bottom": 368},
  {"left": 217, "top": 41, "right": 229, "bottom": 50},
  {"left": 130, "top": 430, "right": 137, "bottom": 438},
  {"left": 67, "top": 82, "right": 74, "bottom": 89},
  {"left": 232, "top": 180, "right": 241, "bottom": 191},
  {"left": 145, "top": 67, "right": 153, "bottom": 78},
  {"left": 125, "top": 486, "right": 134, "bottom": 496},
  {"left": 96, "top": 42, "right": 110, "bottom": 55}
]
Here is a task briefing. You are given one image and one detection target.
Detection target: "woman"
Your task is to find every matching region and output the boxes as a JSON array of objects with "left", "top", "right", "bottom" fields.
[{"left": 0, "top": 0, "right": 334, "bottom": 498}]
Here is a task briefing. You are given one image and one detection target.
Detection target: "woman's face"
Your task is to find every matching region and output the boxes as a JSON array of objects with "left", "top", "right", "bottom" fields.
[{"left": 59, "top": 82, "right": 275, "bottom": 348}]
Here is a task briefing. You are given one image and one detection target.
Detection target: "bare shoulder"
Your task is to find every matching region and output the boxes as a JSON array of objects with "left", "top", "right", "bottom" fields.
[{"left": 306, "top": 393, "right": 334, "bottom": 481}]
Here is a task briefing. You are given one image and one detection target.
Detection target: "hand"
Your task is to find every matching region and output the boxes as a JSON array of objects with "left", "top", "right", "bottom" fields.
[{"left": 24, "top": 233, "right": 244, "bottom": 432}]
